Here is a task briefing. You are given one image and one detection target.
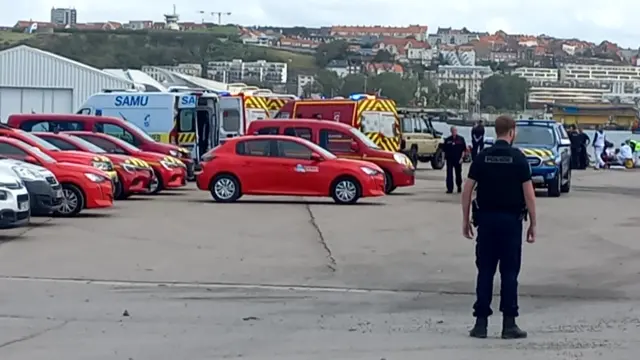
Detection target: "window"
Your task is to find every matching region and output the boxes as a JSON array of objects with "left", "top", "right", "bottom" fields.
[
  {"left": 76, "top": 135, "right": 123, "bottom": 154},
  {"left": 247, "top": 109, "right": 268, "bottom": 122},
  {"left": 0, "top": 143, "right": 28, "bottom": 156},
  {"left": 179, "top": 110, "right": 195, "bottom": 132},
  {"left": 558, "top": 126, "right": 569, "bottom": 139},
  {"left": 94, "top": 123, "right": 137, "bottom": 145},
  {"left": 514, "top": 127, "right": 555, "bottom": 146},
  {"left": 274, "top": 112, "right": 290, "bottom": 119},
  {"left": 319, "top": 129, "right": 356, "bottom": 153},
  {"left": 283, "top": 127, "right": 312, "bottom": 141},
  {"left": 39, "top": 137, "right": 78, "bottom": 151},
  {"left": 255, "top": 127, "right": 279, "bottom": 135},
  {"left": 77, "top": 108, "right": 91, "bottom": 115},
  {"left": 236, "top": 139, "right": 270, "bottom": 156},
  {"left": 276, "top": 140, "right": 312, "bottom": 160},
  {"left": 222, "top": 109, "right": 241, "bottom": 132},
  {"left": 18, "top": 131, "right": 60, "bottom": 150},
  {"left": 20, "top": 120, "right": 84, "bottom": 132}
]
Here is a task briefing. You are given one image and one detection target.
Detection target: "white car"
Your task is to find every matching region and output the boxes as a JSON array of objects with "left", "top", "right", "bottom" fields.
[
  {"left": 0, "top": 168, "right": 30, "bottom": 228},
  {"left": 0, "top": 159, "right": 63, "bottom": 215}
]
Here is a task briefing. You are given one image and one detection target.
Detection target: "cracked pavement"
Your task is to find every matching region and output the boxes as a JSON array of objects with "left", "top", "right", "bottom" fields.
[{"left": 1, "top": 168, "right": 640, "bottom": 359}]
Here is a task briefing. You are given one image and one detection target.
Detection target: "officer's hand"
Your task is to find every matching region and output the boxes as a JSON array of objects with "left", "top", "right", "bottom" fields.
[
  {"left": 463, "top": 220, "right": 474, "bottom": 239},
  {"left": 526, "top": 224, "right": 536, "bottom": 243}
]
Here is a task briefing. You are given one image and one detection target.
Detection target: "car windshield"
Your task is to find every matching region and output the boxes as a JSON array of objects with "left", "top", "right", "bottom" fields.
[
  {"left": 302, "top": 139, "right": 337, "bottom": 159},
  {"left": 19, "top": 131, "right": 60, "bottom": 151},
  {"left": 68, "top": 136, "right": 106, "bottom": 153},
  {"left": 349, "top": 128, "right": 381, "bottom": 149},
  {"left": 30, "top": 146, "right": 55, "bottom": 163},
  {"left": 125, "top": 122, "right": 156, "bottom": 142},
  {"left": 514, "top": 126, "right": 555, "bottom": 146},
  {"left": 107, "top": 135, "right": 142, "bottom": 152}
]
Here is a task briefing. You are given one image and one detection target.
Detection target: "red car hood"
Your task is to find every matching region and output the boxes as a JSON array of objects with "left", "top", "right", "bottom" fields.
[
  {"left": 53, "top": 161, "right": 106, "bottom": 175},
  {"left": 50, "top": 150, "right": 110, "bottom": 164},
  {"left": 333, "top": 158, "right": 384, "bottom": 172}
]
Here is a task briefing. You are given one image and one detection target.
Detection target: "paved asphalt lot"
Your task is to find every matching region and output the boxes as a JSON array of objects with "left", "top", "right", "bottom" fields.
[{"left": 1, "top": 167, "right": 639, "bottom": 359}]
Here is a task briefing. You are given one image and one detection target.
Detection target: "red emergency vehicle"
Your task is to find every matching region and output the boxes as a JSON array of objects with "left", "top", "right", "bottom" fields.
[{"left": 275, "top": 94, "right": 401, "bottom": 152}]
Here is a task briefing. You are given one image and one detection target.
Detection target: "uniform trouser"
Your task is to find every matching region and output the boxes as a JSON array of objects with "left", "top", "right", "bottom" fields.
[
  {"left": 579, "top": 146, "right": 589, "bottom": 169},
  {"left": 473, "top": 212, "right": 523, "bottom": 318},
  {"left": 445, "top": 160, "right": 462, "bottom": 191},
  {"left": 594, "top": 146, "right": 605, "bottom": 168},
  {"left": 471, "top": 143, "right": 483, "bottom": 161},
  {"left": 570, "top": 147, "right": 580, "bottom": 169}
]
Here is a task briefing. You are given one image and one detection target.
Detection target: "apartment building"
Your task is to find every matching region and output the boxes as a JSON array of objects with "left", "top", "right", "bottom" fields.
[
  {"left": 372, "top": 37, "right": 433, "bottom": 63},
  {"left": 326, "top": 60, "right": 362, "bottom": 78},
  {"left": 330, "top": 25, "right": 428, "bottom": 41},
  {"left": 431, "top": 66, "right": 493, "bottom": 104},
  {"left": 528, "top": 86, "right": 609, "bottom": 104},
  {"left": 142, "top": 64, "right": 203, "bottom": 82},
  {"left": 561, "top": 64, "right": 640, "bottom": 83},
  {"left": 207, "top": 59, "right": 287, "bottom": 84},
  {"left": 427, "top": 28, "right": 483, "bottom": 47},
  {"left": 513, "top": 67, "right": 559, "bottom": 84},
  {"left": 50, "top": 7, "right": 77, "bottom": 26}
]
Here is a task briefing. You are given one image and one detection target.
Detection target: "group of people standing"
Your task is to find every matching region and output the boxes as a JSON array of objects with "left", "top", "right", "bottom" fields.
[{"left": 567, "top": 125, "right": 591, "bottom": 169}]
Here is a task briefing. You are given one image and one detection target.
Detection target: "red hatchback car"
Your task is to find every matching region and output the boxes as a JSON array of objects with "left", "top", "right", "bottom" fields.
[{"left": 196, "top": 135, "right": 385, "bottom": 204}]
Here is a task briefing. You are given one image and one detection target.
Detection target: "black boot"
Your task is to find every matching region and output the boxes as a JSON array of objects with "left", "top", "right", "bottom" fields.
[
  {"left": 469, "top": 317, "right": 488, "bottom": 338},
  {"left": 501, "top": 316, "right": 527, "bottom": 339}
]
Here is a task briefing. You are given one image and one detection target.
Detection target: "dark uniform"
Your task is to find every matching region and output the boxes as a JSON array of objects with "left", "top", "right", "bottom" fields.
[
  {"left": 443, "top": 135, "right": 467, "bottom": 192},
  {"left": 467, "top": 139, "right": 530, "bottom": 339},
  {"left": 471, "top": 125, "right": 485, "bottom": 161}
]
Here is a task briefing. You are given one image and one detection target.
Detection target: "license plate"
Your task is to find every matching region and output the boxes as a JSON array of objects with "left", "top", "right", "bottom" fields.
[
  {"left": 532, "top": 175, "right": 545, "bottom": 183},
  {"left": 55, "top": 189, "right": 63, "bottom": 198},
  {"left": 18, "top": 201, "right": 29, "bottom": 211}
]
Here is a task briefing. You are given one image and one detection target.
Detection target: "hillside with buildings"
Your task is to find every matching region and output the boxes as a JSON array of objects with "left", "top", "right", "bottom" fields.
[{"left": 4, "top": 7, "right": 640, "bottom": 109}]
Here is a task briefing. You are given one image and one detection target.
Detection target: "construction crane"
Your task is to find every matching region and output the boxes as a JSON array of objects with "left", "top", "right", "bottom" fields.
[{"left": 197, "top": 11, "right": 231, "bottom": 25}]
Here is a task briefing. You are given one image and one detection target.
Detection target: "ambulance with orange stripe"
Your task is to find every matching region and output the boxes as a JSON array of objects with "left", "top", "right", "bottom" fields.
[{"left": 274, "top": 94, "right": 401, "bottom": 152}]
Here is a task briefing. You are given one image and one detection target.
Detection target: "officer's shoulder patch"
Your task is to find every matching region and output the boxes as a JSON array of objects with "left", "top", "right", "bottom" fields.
[{"left": 485, "top": 156, "right": 513, "bottom": 163}]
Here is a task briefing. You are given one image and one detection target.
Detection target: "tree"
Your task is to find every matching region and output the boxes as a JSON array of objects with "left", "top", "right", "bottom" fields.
[
  {"left": 370, "top": 73, "right": 417, "bottom": 106},
  {"left": 372, "top": 50, "right": 394, "bottom": 63},
  {"left": 438, "top": 83, "right": 464, "bottom": 108},
  {"left": 339, "top": 74, "right": 367, "bottom": 96},
  {"left": 315, "top": 69, "right": 342, "bottom": 97},
  {"left": 314, "top": 40, "right": 349, "bottom": 68},
  {"left": 479, "top": 74, "right": 530, "bottom": 111}
]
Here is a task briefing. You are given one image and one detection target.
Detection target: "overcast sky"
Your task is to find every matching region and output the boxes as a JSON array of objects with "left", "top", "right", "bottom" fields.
[{"left": 2, "top": 0, "right": 639, "bottom": 48}]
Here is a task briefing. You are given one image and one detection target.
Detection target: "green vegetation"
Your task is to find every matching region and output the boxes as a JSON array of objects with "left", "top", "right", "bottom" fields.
[
  {"left": 0, "top": 29, "right": 317, "bottom": 74},
  {"left": 479, "top": 74, "right": 530, "bottom": 112}
]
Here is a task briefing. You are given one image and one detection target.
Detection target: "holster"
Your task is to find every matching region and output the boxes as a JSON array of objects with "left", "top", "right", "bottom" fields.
[{"left": 520, "top": 208, "right": 529, "bottom": 222}]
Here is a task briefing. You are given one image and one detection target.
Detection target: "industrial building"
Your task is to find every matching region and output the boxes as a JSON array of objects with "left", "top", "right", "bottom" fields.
[{"left": 0, "top": 45, "right": 135, "bottom": 121}]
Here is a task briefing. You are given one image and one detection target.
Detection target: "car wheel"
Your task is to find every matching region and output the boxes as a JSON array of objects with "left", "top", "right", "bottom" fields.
[
  {"left": 561, "top": 168, "right": 571, "bottom": 193},
  {"left": 114, "top": 176, "right": 126, "bottom": 200},
  {"left": 431, "top": 149, "right": 445, "bottom": 169},
  {"left": 54, "top": 183, "right": 84, "bottom": 217},
  {"left": 331, "top": 176, "right": 361, "bottom": 204},
  {"left": 210, "top": 174, "right": 241, "bottom": 202},
  {"left": 409, "top": 146, "right": 419, "bottom": 169},
  {"left": 383, "top": 171, "right": 396, "bottom": 194},
  {"left": 547, "top": 167, "right": 562, "bottom": 197},
  {"left": 148, "top": 169, "right": 163, "bottom": 195}
]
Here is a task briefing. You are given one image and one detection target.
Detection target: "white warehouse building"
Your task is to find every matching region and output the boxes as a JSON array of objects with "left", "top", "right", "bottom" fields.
[{"left": 0, "top": 45, "right": 136, "bottom": 121}]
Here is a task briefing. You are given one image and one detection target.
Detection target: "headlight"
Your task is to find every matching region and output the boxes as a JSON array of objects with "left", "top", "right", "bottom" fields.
[
  {"left": 393, "top": 152, "right": 410, "bottom": 166},
  {"left": 84, "top": 173, "right": 106, "bottom": 182},
  {"left": 92, "top": 161, "right": 111, "bottom": 171},
  {"left": 122, "top": 163, "right": 137, "bottom": 172},
  {"left": 12, "top": 166, "right": 41, "bottom": 180},
  {"left": 169, "top": 150, "right": 178, "bottom": 157},
  {"left": 160, "top": 160, "right": 174, "bottom": 170},
  {"left": 543, "top": 159, "right": 556, "bottom": 166},
  {"left": 360, "top": 166, "right": 380, "bottom": 176},
  {"left": 0, "top": 181, "right": 22, "bottom": 190},
  {"left": 0, "top": 190, "right": 7, "bottom": 200}
]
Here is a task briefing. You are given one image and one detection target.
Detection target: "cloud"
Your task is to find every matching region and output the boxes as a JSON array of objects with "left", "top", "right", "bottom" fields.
[{"left": 1, "top": 0, "right": 639, "bottom": 47}]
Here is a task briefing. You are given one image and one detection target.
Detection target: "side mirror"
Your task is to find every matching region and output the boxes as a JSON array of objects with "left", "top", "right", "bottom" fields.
[
  {"left": 559, "top": 139, "right": 571, "bottom": 147},
  {"left": 310, "top": 153, "right": 324, "bottom": 162},
  {"left": 24, "top": 155, "right": 39, "bottom": 164},
  {"left": 350, "top": 141, "right": 359, "bottom": 152}
]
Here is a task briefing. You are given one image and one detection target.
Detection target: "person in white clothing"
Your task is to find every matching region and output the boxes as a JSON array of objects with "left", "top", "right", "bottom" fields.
[
  {"left": 617, "top": 141, "right": 634, "bottom": 166},
  {"left": 592, "top": 125, "right": 606, "bottom": 169}
]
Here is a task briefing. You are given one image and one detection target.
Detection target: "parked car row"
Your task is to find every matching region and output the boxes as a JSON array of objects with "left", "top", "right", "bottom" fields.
[{"left": 0, "top": 125, "right": 188, "bottom": 225}]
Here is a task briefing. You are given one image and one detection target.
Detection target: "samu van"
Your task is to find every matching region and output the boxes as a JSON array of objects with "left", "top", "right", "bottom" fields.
[{"left": 75, "top": 90, "right": 245, "bottom": 164}]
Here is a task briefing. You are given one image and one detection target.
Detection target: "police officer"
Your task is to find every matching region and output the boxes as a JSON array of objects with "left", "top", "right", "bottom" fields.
[
  {"left": 443, "top": 126, "right": 467, "bottom": 193},
  {"left": 460, "top": 115, "right": 537, "bottom": 339},
  {"left": 471, "top": 120, "right": 485, "bottom": 161}
]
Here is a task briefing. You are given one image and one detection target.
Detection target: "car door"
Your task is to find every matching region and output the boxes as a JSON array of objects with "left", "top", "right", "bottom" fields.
[
  {"left": 272, "top": 139, "right": 329, "bottom": 195},
  {"left": 556, "top": 125, "right": 571, "bottom": 174},
  {"left": 318, "top": 128, "right": 361, "bottom": 160},
  {"left": 233, "top": 138, "right": 279, "bottom": 194}
]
